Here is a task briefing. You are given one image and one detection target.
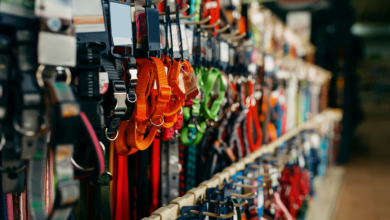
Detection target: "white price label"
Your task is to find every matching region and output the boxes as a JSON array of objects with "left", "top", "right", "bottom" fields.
[
  {"left": 99, "top": 72, "right": 109, "bottom": 94},
  {"left": 220, "top": 41, "right": 229, "bottom": 63}
]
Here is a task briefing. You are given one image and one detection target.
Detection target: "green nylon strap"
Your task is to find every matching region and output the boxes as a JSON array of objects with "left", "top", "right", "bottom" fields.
[
  {"left": 180, "top": 67, "right": 205, "bottom": 146},
  {"left": 201, "top": 67, "right": 225, "bottom": 120},
  {"left": 72, "top": 180, "right": 88, "bottom": 220},
  {"left": 226, "top": 198, "right": 242, "bottom": 220},
  {"left": 94, "top": 141, "right": 112, "bottom": 220},
  {"left": 180, "top": 121, "right": 206, "bottom": 146}
]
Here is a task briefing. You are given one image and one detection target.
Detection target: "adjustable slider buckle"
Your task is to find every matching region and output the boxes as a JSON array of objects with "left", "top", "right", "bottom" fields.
[
  {"left": 188, "top": 112, "right": 199, "bottom": 125},
  {"left": 129, "top": 69, "right": 138, "bottom": 82},
  {"left": 157, "top": 86, "right": 171, "bottom": 103},
  {"left": 114, "top": 92, "right": 128, "bottom": 111},
  {"left": 54, "top": 180, "right": 80, "bottom": 208}
]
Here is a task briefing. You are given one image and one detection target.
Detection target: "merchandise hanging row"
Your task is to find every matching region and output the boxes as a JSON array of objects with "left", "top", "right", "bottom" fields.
[{"left": 0, "top": 0, "right": 341, "bottom": 220}]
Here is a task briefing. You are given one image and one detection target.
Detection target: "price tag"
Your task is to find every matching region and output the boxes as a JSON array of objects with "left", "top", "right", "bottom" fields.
[
  {"left": 99, "top": 72, "right": 109, "bottom": 94},
  {"left": 159, "top": 23, "right": 166, "bottom": 50},
  {"left": 186, "top": 28, "right": 193, "bottom": 55},
  {"left": 215, "top": 39, "right": 220, "bottom": 62},
  {"left": 206, "top": 40, "right": 212, "bottom": 62},
  {"left": 269, "top": 167, "right": 279, "bottom": 188},
  {"left": 200, "top": 35, "right": 206, "bottom": 60},
  {"left": 179, "top": 23, "right": 188, "bottom": 51},
  {"left": 264, "top": 55, "right": 274, "bottom": 72},
  {"left": 220, "top": 41, "right": 229, "bottom": 63},
  {"left": 170, "top": 23, "right": 180, "bottom": 52},
  {"left": 135, "top": 11, "right": 147, "bottom": 49},
  {"left": 229, "top": 47, "right": 235, "bottom": 67}
]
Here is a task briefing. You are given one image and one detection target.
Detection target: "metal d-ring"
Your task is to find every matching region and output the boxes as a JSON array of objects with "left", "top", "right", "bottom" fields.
[
  {"left": 72, "top": 142, "right": 106, "bottom": 172},
  {"left": 196, "top": 124, "right": 205, "bottom": 134},
  {"left": 13, "top": 119, "right": 46, "bottom": 137},
  {"left": 136, "top": 125, "right": 146, "bottom": 135},
  {"left": 56, "top": 66, "right": 72, "bottom": 85},
  {"left": 192, "top": 103, "right": 201, "bottom": 110},
  {"left": 105, "top": 128, "right": 119, "bottom": 141},
  {"left": 127, "top": 93, "right": 137, "bottom": 103},
  {"left": 0, "top": 163, "right": 27, "bottom": 173},
  {"left": 0, "top": 133, "right": 5, "bottom": 151},
  {"left": 36, "top": 65, "right": 72, "bottom": 88},
  {"left": 71, "top": 158, "right": 94, "bottom": 172},
  {"left": 36, "top": 64, "right": 45, "bottom": 88},
  {"left": 149, "top": 116, "right": 164, "bottom": 127}
]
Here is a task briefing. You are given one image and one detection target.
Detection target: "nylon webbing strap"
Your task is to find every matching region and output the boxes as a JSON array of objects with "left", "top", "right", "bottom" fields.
[
  {"left": 160, "top": 139, "right": 169, "bottom": 206},
  {"left": 73, "top": 47, "right": 105, "bottom": 180},
  {"left": 160, "top": 137, "right": 180, "bottom": 206},
  {"left": 180, "top": 67, "right": 205, "bottom": 146},
  {"left": 137, "top": 148, "right": 150, "bottom": 219},
  {"left": 2, "top": 30, "right": 43, "bottom": 194},
  {"left": 201, "top": 68, "right": 225, "bottom": 120},
  {"left": 41, "top": 67, "right": 80, "bottom": 220},
  {"left": 0, "top": 34, "right": 11, "bottom": 126},
  {"left": 93, "top": 140, "right": 112, "bottom": 220},
  {"left": 27, "top": 133, "right": 47, "bottom": 220},
  {"left": 185, "top": 144, "right": 197, "bottom": 191},
  {"left": 101, "top": 55, "right": 127, "bottom": 137},
  {"left": 246, "top": 81, "right": 262, "bottom": 151}
]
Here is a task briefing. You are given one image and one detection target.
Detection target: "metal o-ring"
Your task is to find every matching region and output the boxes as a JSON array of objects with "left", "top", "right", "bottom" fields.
[
  {"left": 127, "top": 93, "right": 137, "bottom": 103},
  {"left": 71, "top": 158, "right": 94, "bottom": 172},
  {"left": 99, "top": 141, "right": 106, "bottom": 154},
  {"left": 192, "top": 103, "right": 201, "bottom": 110},
  {"left": 13, "top": 119, "right": 44, "bottom": 137},
  {"left": 105, "top": 128, "right": 119, "bottom": 141},
  {"left": 63, "top": 67, "right": 72, "bottom": 85},
  {"left": 36, "top": 65, "right": 72, "bottom": 87},
  {"left": 0, "top": 133, "right": 6, "bottom": 151},
  {"left": 72, "top": 141, "right": 106, "bottom": 172},
  {"left": 136, "top": 125, "right": 146, "bottom": 135},
  {"left": 149, "top": 116, "right": 164, "bottom": 127}
]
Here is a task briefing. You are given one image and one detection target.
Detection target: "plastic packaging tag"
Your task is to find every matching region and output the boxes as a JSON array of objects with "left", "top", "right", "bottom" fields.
[
  {"left": 38, "top": 32, "right": 76, "bottom": 66},
  {"left": 182, "top": 64, "right": 199, "bottom": 100},
  {"left": 72, "top": 0, "right": 105, "bottom": 33},
  {"left": 109, "top": 1, "right": 133, "bottom": 47},
  {"left": 35, "top": 0, "right": 72, "bottom": 20}
]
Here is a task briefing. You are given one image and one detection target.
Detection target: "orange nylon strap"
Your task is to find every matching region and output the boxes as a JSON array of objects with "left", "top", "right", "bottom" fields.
[
  {"left": 161, "top": 57, "right": 192, "bottom": 128},
  {"left": 246, "top": 81, "right": 262, "bottom": 151},
  {"left": 126, "top": 57, "right": 171, "bottom": 150},
  {"left": 115, "top": 121, "right": 138, "bottom": 156}
]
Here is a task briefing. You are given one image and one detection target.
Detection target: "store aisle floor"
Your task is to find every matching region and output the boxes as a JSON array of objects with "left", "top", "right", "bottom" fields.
[{"left": 332, "top": 103, "right": 390, "bottom": 220}]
